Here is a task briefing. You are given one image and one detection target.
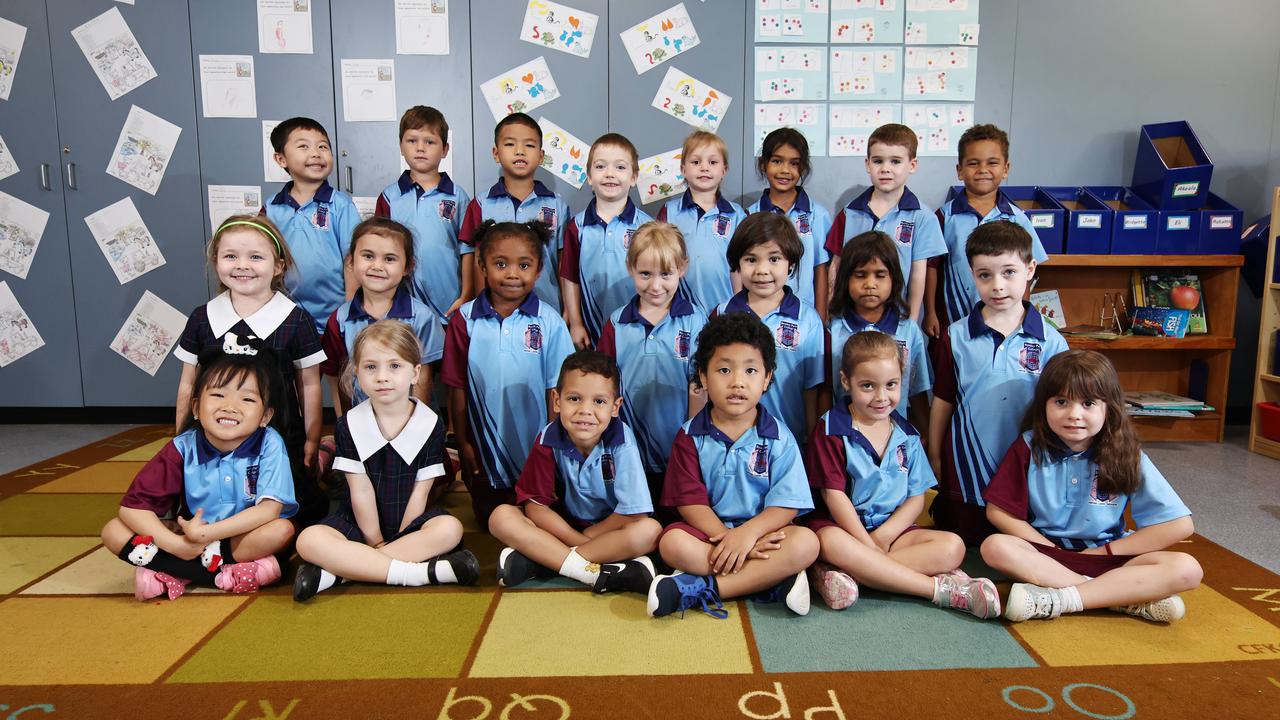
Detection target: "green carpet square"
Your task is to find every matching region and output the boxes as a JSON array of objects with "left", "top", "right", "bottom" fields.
[{"left": 0, "top": 494, "right": 121, "bottom": 536}]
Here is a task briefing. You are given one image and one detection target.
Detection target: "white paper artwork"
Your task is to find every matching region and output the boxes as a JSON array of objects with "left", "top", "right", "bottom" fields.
[
  {"left": 0, "top": 281, "right": 43, "bottom": 366},
  {"left": 619, "top": 3, "right": 700, "bottom": 75},
  {"left": 352, "top": 196, "right": 378, "bottom": 221},
  {"left": 395, "top": 0, "right": 450, "bottom": 55},
  {"left": 110, "top": 290, "right": 187, "bottom": 375},
  {"left": 258, "top": 0, "right": 313, "bottom": 55},
  {"left": 0, "top": 132, "right": 17, "bottom": 181},
  {"left": 199, "top": 55, "right": 257, "bottom": 119},
  {"left": 70, "top": 7, "right": 157, "bottom": 101},
  {"left": 636, "top": 148, "right": 685, "bottom": 204},
  {"left": 207, "top": 185, "right": 264, "bottom": 234},
  {"left": 537, "top": 117, "right": 589, "bottom": 189},
  {"left": 650, "top": 67, "right": 731, "bottom": 132},
  {"left": 479, "top": 56, "right": 560, "bottom": 122},
  {"left": 0, "top": 190, "right": 49, "bottom": 280},
  {"left": 0, "top": 17, "right": 27, "bottom": 101},
  {"left": 84, "top": 197, "right": 165, "bottom": 285},
  {"left": 521, "top": 0, "right": 599, "bottom": 59},
  {"left": 262, "top": 121, "right": 291, "bottom": 183},
  {"left": 341, "top": 59, "right": 398, "bottom": 122},
  {"left": 105, "top": 106, "right": 181, "bottom": 196}
]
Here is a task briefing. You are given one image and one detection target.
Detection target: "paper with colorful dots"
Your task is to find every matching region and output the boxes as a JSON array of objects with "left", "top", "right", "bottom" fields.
[
  {"left": 903, "top": 102, "right": 973, "bottom": 156},
  {"left": 754, "top": 102, "right": 827, "bottom": 157},
  {"left": 903, "top": 45, "right": 975, "bottom": 100},
  {"left": 830, "top": 0, "right": 903, "bottom": 44},
  {"left": 905, "top": 0, "right": 979, "bottom": 45},
  {"left": 755, "top": 46, "right": 826, "bottom": 101},
  {"left": 755, "top": 0, "right": 830, "bottom": 44},
  {"left": 828, "top": 102, "right": 902, "bottom": 156},
  {"left": 830, "top": 47, "right": 902, "bottom": 101}
]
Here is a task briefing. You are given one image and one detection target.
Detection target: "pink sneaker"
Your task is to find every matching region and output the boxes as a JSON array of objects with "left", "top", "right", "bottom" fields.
[
  {"left": 934, "top": 573, "right": 1001, "bottom": 619},
  {"left": 134, "top": 567, "right": 190, "bottom": 601},
  {"left": 214, "top": 556, "right": 282, "bottom": 594},
  {"left": 809, "top": 561, "right": 859, "bottom": 610}
]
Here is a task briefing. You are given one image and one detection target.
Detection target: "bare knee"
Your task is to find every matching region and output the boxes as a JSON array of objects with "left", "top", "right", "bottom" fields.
[
  {"left": 658, "top": 529, "right": 700, "bottom": 567},
  {"left": 940, "top": 532, "right": 966, "bottom": 568},
  {"left": 427, "top": 514, "right": 465, "bottom": 546},
  {"left": 100, "top": 517, "right": 132, "bottom": 554},
  {"left": 785, "top": 526, "right": 820, "bottom": 564},
  {"left": 295, "top": 525, "right": 326, "bottom": 559},
  {"left": 628, "top": 517, "right": 662, "bottom": 553},
  {"left": 1169, "top": 552, "right": 1203, "bottom": 591},
  {"left": 980, "top": 534, "right": 1018, "bottom": 569},
  {"left": 265, "top": 518, "right": 295, "bottom": 548},
  {"left": 487, "top": 503, "right": 523, "bottom": 538}
]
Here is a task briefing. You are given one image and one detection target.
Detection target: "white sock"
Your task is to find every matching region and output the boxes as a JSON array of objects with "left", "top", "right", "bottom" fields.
[
  {"left": 558, "top": 548, "right": 600, "bottom": 586},
  {"left": 1059, "top": 585, "right": 1084, "bottom": 614},
  {"left": 386, "top": 558, "right": 431, "bottom": 586},
  {"left": 316, "top": 569, "right": 339, "bottom": 594},
  {"left": 428, "top": 556, "right": 458, "bottom": 584}
]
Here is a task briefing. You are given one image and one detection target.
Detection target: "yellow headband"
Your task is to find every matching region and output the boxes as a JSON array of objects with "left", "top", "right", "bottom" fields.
[{"left": 219, "top": 219, "right": 285, "bottom": 257}]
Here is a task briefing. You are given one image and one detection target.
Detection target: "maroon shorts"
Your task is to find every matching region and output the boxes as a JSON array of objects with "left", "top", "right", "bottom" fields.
[
  {"left": 659, "top": 521, "right": 711, "bottom": 543},
  {"left": 1034, "top": 542, "right": 1135, "bottom": 576}
]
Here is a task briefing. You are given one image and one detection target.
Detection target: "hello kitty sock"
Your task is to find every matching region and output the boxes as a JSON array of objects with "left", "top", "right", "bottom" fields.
[{"left": 117, "top": 535, "right": 229, "bottom": 587}]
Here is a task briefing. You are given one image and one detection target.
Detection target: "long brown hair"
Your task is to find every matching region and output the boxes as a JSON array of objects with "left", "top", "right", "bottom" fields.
[{"left": 1022, "top": 350, "right": 1142, "bottom": 495}]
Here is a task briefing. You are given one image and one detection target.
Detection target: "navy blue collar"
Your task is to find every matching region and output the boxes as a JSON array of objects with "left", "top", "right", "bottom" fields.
[
  {"left": 583, "top": 197, "right": 637, "bottom": 227},
  {"left": 469, "top": 289, "right": 541, "bottom": 320},
  {"left": 679, "top": 189, "right": 734, "bottom": 216},
  {"left": 542, "top": 417, "right": 626, "bottom": 462},
  {"left": 846, "top": 186, "right": 922, "bottom": 216},
  {"left": 618, "top": 291, "right": 695, "bottom": 325},
  {"left": 397, "top": 170, "right": 455, "bottom": 197},
  {"left": 687, "top": 403, "right": 781, "bottom": 442},
  {"left": 843, "top": 304, "right": 900, "bottom": 335},
  {"left": 194, "top": 425, "right": 267, "bottom": 464},
  {"left": 270, "top": 180, "right": 335, "bottom": 209},
  {"left": 967, "top": 300, "right": 1046, "bottom": 341},
  {"left": 724, "top": 287, "right": 801, "bottom": 319},
  {"left": 825, "top": 403, "right": 915, "bottom": 463},
  {"left": 1045, "top": 440, "right": 1095, "bottom": 463},
  {"left": 349, "top": 286, "right": 413, "bottom": 322},
  {"left": 487, "top": 178, "right": 556, "bottom": 200},
  {"left": 758, "top": 187, "right": 812, "bottom": 215},
  {"left": 950, "top": 190, "right": 1015, "bottom": 218}
]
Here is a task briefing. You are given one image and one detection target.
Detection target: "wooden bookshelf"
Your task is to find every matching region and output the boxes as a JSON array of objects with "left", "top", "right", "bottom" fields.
[
  {"left": 1036, "top": 253, "right": 1243, "bottom": 442},
  {"left": 1249, "top": 187, "right": 1280, "bottom": 460}
]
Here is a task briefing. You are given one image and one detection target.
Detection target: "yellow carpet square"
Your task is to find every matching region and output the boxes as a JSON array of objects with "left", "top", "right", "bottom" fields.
[
  {"left": 0, "top": 494, "right": 120, "bottom": 536},
  {"left": 0, "top": 537, "right": 99, "bottom": 593},
  {"left": 469, "top": 591, "right": 754, "bottom": 677},
  {"left": 28, "top": 462, "right": 143, "bottom": 494},
  {"left": 1011, "top": 584, "right": 1280, "bottom": 666},
  {"left": 167, "top": 591, "right": 491, "bottom": 682},
  {"left": 0, "top": 596, "right": 247, "bottom": 685},
  {"left": 107, "top": 437, "right": 171, "bottom": 462},
  {"left": 21, "top": 546, "right": 218, "bottom": 595}
]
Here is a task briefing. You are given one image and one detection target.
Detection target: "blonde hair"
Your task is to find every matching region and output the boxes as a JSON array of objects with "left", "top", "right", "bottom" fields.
[
  {"left": 681, "top": 130, "right": 729, "bottom": 170},
  {"left": 627, "top": 221, "right": 688, "bottom": 273},
  {"left": 208, "top": 214, "right": 294, "bottom": 294},
  {"left": 840, "top": 331, "right": 903, "bottom": 385},
  {"left": 340, "top": 320, "right": 422, "bottom": 398}
]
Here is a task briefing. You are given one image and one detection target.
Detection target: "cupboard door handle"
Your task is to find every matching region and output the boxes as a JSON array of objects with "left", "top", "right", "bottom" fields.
[
  {"left": 40, "top": 163, "right": 52, "bottom": 191},
  {"left": 66, "top": 162, "right": 77, "bottom": 190},
  {"left": 345, "top": 166, "right": 353, "bottom": 194}
]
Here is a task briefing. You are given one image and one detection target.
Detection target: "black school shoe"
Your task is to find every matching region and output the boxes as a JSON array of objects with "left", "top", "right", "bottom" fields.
[
  {"left": 437, "top": 548, "right": 480, "bottom": 586},
  {"left": 293, "top": 562, "right": 326, "bottom": 602},
  {"left": 592, "top": 557, "right": 656, "bottom": 595},
  {"left": 496, "top": 547, "right": 556, "bottom": 587}
]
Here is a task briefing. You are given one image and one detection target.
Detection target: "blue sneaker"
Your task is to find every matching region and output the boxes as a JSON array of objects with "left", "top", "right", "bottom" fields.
[
  {"left": 646, "top": 573, "right": 729, "bottom": 619},
  {"left": 750, "top": 571, "right": 811, "bottom": 616}
]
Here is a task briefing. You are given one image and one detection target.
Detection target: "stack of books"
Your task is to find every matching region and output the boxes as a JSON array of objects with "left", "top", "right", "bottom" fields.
[{"left": 1124, "top": 391, "right": 1213, "bottom": 418}]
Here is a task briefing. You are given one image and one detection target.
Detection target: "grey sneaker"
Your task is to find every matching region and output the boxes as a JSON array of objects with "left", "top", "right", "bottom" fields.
[
  {"left": 1005, "top": 582, "right": 1065, "bottom": 622},
  {"left": 934, "top": 573, "right": 1001, "bottom": 619},
  {"left": 1111, "top": 594, "right": 1186, "bottom": 623}
]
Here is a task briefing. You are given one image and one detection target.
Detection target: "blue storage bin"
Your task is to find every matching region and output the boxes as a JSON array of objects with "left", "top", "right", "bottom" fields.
[
  {"left": 1196, "top": 193, "right": 1243, "bottom": 254},
  {"left": 1001, "top": 186, "right": 1065, "bottom": 254},
  {"left": 1084, "top": 186, "right": 1158, "bottom": 254},
  {"left": 1039, "top": 186, "right": 1112, "bottom": 254},
  {"left": 1131, "top": 121, "right": 1213, "bottom": 210},
  {"left": 1155, "top": 209, "right": 1201, "bottom": 254}
]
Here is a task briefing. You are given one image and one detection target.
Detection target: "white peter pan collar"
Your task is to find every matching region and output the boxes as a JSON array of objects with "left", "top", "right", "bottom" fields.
[
  {"left": 206, "top": 291, "right": 296, "bottom": 339},
  {"left": 346, "top": 398, "right": 439, "bottom": 463}
]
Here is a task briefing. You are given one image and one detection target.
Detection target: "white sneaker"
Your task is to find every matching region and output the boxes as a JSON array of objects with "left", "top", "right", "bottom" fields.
[
  {"left": 1005, "top": 582, "right": 1065, "bottom": 622},
  {"left": 1111, "top": 594, "right": 1186, "bottom": 623}
]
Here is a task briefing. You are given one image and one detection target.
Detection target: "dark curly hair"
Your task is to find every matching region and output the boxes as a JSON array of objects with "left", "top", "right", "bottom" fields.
[
  {"left": 473, "top": 219, "right": 550, "bottom": 270},
  {"left": 692, "top": 312, "right": 777, "bottom": 390}
]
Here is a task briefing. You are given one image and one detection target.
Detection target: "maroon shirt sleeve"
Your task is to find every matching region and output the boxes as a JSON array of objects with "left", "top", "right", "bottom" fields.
[
  {"left": 319, "top": 310, "right": 347, "bottom": 378},
  {"left": 596, "top": 320, "right": 616, "bottom": 357},
  {"left": 661, "top": 429, "right": 710, "bottom": 508},
  {"left": 656, "top": 204, "right": 667, "bottom": 222},
  {"left": 928, "top": 208, "right": 947, "bottom": 268},
  {"left": 804, "top": 425, "right": 849, "bottom": 492},
  {"left": 983, "top": 437, "right": 1033, "bottom": 519},
  {"left": 440, "top": 311, "right": 471, "bottom": 389},
  {"left": 822, "top": 326, "right": 833, "bottom": 388},
  {"left": 932, "top": 332, "right": 958, "bottom": 404},
  {"left": 120, "top": 442, "right": 185, "bottom": 515},
  {"left": 824, "top": 208, "right": 847, "bottom": 257},
  {"left": 559, "top": 218, "right": 581, "bottom": 281},
  {"left": 459, "top": 199, "right": 484, "bottom": 246},
  {"left": 375, "top": 193, "right": 391, "bottom": 218},
  {"left": 515, "top": 434, "right": 558, "bottom": 506}
]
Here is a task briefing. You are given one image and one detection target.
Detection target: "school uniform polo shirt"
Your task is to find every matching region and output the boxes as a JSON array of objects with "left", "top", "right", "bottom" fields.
[
  {"left": 824, "top": 187, "right": 945, "bottom": 294},
  {"left": 441, "top": 290, "right": 573, "bottom": 489},
  {"left": 121, "top": 426, "right": 298, "bottom": 523},
  {"left": 459, "top": 178, "right": 570, "bottom": 314},
  {"left": 806, "top": 405, "right": 934, "bottom": 531},
  {"left": 716, "top": 289, "right": 827, "bottom": 443},
  {"left": 939, "top": 192, "right": 1048, "bottom": 325},
  {"left": 375, "top": 171, "right": 471, "bottom": 319},
  {"left": 597, "top": 293, "right": 707, "bottom": 474},
  {"left": 559, "top": 198, "right": 653, "bottom": 343},
  {"left": 661, "top": 405, "right": 813, "bottom": 527},
  {"left": 748, "top": 188, "right": 832, "bottom": 307},
  {"left": 264, "top": 180, "right": 359, "bottom": 332},
  {"left": 828, "top": 304, "right": 930, "bottom": 411},
  {"left": 934, "top": 302, "right": 1068, "bottom": 506},
  {"left": 985, "top": 432, "right": 1191, "bottom": 549},
  {"left": 657, "top": 190, "right": 747, "bottom": 313},
  {"left": 320, "top": 287, "right": 444, "bottom": 404},
  {"left": 516, "top": 418, "right": 653, "bottom": 522}
]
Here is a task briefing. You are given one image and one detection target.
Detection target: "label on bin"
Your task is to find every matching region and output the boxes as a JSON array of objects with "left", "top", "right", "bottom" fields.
[
  {"left": 1209, "top": 214, "right": 1234, "bottom": 230},
  {"left": 1076, "top": 213, "right": 1102, "bottom": 229},
  {"left": 1172, "top": 181, "right": 1200, "bottom": 197},
  {"left": 1122, "top": 215, "right": 1148, "bottom": 230},
  {"left": 1166, "top": 216, "right": 1191, "bottom": 230},
  {"left": 1030, "top": 214, "right": 1054, "bottom": 228}
]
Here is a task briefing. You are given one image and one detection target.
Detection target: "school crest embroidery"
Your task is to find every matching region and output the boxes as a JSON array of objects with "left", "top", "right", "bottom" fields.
[
  {"left": 776, "top": 321, "right": 800, "bottom": 350},
  {"left": 524, "top": 323, "right": 543, "bottom": 353},
  {"left": 796, "top": 213, "right": 811, "bottom": 235},
  {"left": 1087, "top": 473, "right": 1117, "bottom": 506},
  {"left": 895, "top": 444, "right": 909, "bottom": 473},
  {"left": 896, "top": 221, "right": 915, "bottom": 246},
  {"left": 674, "top": 330, "right": 691, "bottom": 359},
  {"left": 623, "top": 229, "right": 636, "bottom": 249},
  {"left": 601, "top": 452, "right": 615, "bottom": 484},
  {"left": 244, "top": 463, "right": 259, "bottom": 497},
  {"left": 539, "top": 206, "right": 557, "bottom": 227},
  {"left": 1019, "top": 341, "right": 1043, "bottom": 373},
  {"left": 714, "top": 215, "right": 731, "bottom": 237},
  {"left": 312, "top": 205, "right": 329, "bottom": 230},
  {"left": 748, "top": 443, "right": 770, "bottom": 477},
  {"left": 438, "top": 199, "right": 457, "bottom": 220},
  {"left": 895, "top": 338, "right": 909, "bottom": 366}
]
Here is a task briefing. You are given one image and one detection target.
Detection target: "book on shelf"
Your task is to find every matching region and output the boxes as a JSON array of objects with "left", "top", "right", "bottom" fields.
[
  {"left": 1127, "top": 407, "right": 1197, "bottom": 418},
  {"left": 1132, "top": 270, "right": 1207, "bottom": 334},
  {"left": 1030, "top": 290, "right": 1066, "bottom": 330},
  {"left": 1130, "top": 306, "right": 1191, "bottom": 338},
  {"left": 1124, "top": 390, "right": 1207, "bottom": 408}
]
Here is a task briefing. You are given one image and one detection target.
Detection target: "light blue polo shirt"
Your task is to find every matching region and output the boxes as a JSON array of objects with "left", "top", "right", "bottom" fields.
[
  {"left": 179, "top": 426, "right": 297, "bottom": 522},
  {"left": 321, "top": 286, "right": 444, "bottom": 404},
  {"left": 441, "top": 290, "right": 573, "bottom": 489},
  {"left": 662, "top": 404, "right": 813, "bottom": 527},
  {"left": 658, "top": 190, "right": 747, "bottom": 313},
  {"left": 939, "top": 303, "right": 1068, "bottom": 505},
  {"left": 461, "top": 178, "right": 570, "bottom": 315},
  {"left": 717, "top": 289, "right": 826, "bottom": 443},
  {"left": 824, "top": 187, "right": 945, "bottom": 297},
  {"left": 940, "top": 192, "right": 1048, "bottom": 325},
  {"left": 807, "top": 405, "right": 935, "bottom": 531},
  {"left": 828, "top": 305, "right": 930, "bottom": 411},
  {"left": 598, "top": 293, "right": 707, "bottom": 474},
  {"left": 748, "top": 188, "right": 832, "bottom": 307},
  {"left": 559, "top": 198, "right": 653, "bottom": 343},
  {"left": 376, "top": 171, "right": 471, "bottom": 320},
  {"left": 265, "top": 180, "right": 359, "bottom": 333},
  {"left": 517, "top": 418, "right": 653, "bottom": 522}
]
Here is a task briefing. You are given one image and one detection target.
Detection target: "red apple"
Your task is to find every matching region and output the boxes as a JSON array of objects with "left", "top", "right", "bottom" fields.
[{"left": 1170, "top": 284, "right": 1200, "bottom": 310}]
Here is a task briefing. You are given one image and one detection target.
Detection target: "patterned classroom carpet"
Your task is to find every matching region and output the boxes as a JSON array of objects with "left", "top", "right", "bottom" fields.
[{"left": 2, "top": 426, "right": 1279, "bottom": 719}]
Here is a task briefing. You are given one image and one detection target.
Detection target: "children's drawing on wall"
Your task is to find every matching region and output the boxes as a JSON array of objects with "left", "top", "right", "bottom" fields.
[
  {"left": 537, "top": 116, "right": 589, "bottom": 189},
  {"left": 755, "top": 0, "right": 830, "bottom": 44},
  {"left": 84, "top": 198, "right": 166, "bottom": 285},
  {"left": 521, "top": 0, "right": 599, "bottom": 58},
  {"left": 341, "top": 59, "right": 398, "bottom": 122},
  {"left": 754, "top": 103, "right": 827, "bottom": 157},
  {"left": 828, "top": 102, "right": 901, "bottom": 156},
  {"left": 905, "top": 0, "right": 979, "bottom": 45},
  {"left": 651, "top": 67, "right": 731, "bottom": 132},
  {"left": 71, "top": 7, "right": 157, "bottom": 101},
  {"left": 0, "top": 16, "right": 26, "bottom": 102},
  {"left": 257, "top": 0, "right": 314, "bottom": 55},
  {"left": 830, "top": 0, "right": 904, "bottom": 44},
  {"left": 755, "top": 46, "right": 826, "bottom": 101},
  {"left": 0, "top": 281, "right": 43, "bottom": 367},
  {"left": 903, "top": 102, "right": 972, "bottom": 156},
  {"left": 199, "top": 55, "right": 258, "bottom": 119},
  {"left": 620, "top": 2, "right": 701, "bottom": 75},
  {"left": 106, "top": 106, "right": 181, "bottom": 196},
  {"left": 480, "top": 56, "right": 560, "bottom": 122},
  {"left": 395, "top": 0, "right": 450, "bottom": 55},
  {"left": 903, "top": 46, "right": 975, "bottom": 101},
  {"left": 110, "top": 290, "right": 187, "bottom": 375},
  {"left": 206, "top": 185, "right": 264, "bottom": 234},
  {"left": 0, "top": 132, "right": 17, "bottom": 181},
  {"left": 830, "top": 47, "right": 902, "bottom": 101},
  {"left": 0, "top": 190, "right": 50, "bottom": 280},
  {"left": 637, "top": 147, "right": 685, "bottom": 204}
]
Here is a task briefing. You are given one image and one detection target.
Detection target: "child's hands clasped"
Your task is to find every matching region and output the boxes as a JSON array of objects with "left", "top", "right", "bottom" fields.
[
  {"left": 176, "top": 508, "right": 211, "bottom": 544},
  {"left": 708, "top": 525, "right": 763, "bottom": 575}
]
